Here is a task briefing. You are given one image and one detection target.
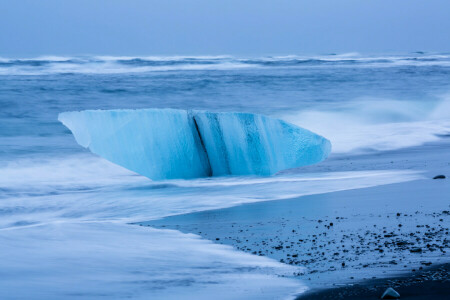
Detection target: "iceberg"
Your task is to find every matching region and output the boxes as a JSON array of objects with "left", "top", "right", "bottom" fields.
[{"left": 59, "top": 109, "right": 331, "bottom": 180}]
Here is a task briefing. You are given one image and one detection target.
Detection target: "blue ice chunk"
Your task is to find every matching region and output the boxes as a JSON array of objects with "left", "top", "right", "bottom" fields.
[
  {"left": 193, "top": 111, "right": 331, "bottom": 176},
  {"left": 59, "top": 109, "right": 211, "bottom": 180},
  {"left": 59, "top": 109, "right": 331, "bottom": 180}
]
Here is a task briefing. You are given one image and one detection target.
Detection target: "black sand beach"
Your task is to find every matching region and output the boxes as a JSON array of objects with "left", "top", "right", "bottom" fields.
[
  {"left": 139, "top": 139, "right": 450, "bottom": 298},
  {"left": 297, "top": 263, "right": 449, "bottom": 299}
]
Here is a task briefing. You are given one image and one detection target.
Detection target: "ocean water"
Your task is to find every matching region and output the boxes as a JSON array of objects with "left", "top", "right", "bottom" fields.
[{"left": 1, "top": 53, "right": 450, "bottom": 299}]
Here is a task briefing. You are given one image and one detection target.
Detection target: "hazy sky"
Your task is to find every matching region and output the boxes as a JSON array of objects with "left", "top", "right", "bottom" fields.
[{"left": 1, "top": 0, "right": 449, "bottom": 57}]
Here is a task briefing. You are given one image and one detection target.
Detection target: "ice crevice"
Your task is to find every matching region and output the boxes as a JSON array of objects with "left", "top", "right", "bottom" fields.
[{"left": 191, "top": 113, "right": 213, "bottom": 177}]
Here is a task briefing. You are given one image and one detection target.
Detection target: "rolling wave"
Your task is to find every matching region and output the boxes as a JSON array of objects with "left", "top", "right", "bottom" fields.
[{"left": 1, "top": 53, "right": 449, "bottom": 75}]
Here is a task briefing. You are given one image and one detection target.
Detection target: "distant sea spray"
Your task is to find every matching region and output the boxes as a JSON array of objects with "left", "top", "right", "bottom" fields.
[{"left": 282, "top": 94, "right": 450, "bottom": 153}]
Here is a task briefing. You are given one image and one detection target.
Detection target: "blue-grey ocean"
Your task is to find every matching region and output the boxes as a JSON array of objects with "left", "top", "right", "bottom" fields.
[{"left": 1, "top": 53, "right": 450, "bottom": 299}]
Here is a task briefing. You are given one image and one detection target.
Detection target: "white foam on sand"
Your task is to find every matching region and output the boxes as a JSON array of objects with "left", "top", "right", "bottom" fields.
[
  {"left": 0, "top": 154, "right": 423, "bottom": 228},
  {"left": 0, "top": 222, "right": 304, "bottom": 300}
]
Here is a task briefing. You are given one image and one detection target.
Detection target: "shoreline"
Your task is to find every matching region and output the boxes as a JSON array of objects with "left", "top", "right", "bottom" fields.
[
  {"left": 139, "top": 139, "right": 450, "bottom": 296},
  {"left": 141, "top": 179, "right": 450, "bottom": 289}
]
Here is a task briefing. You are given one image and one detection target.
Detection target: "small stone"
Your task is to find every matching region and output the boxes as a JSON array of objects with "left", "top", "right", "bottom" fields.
[
  {"left": 433, "top": 175, "right": 446, "bottom": 179},
  {"left": 381, "top": 287, "right": 400, "bottom": 299}
]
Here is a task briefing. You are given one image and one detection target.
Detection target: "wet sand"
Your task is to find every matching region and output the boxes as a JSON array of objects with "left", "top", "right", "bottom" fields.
[
  {"left": 140, "top": 178, "right": 449, "bottom": 288},
  {"left": 138, "top": 139, "right": 450, "bottom": 297}
]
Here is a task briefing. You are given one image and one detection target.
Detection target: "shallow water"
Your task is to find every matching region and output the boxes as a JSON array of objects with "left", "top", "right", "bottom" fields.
[{"left": 1, "top": 53, "right": 450, "bottom": 299}]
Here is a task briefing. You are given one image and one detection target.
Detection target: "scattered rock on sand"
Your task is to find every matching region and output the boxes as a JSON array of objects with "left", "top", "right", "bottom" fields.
[
  {"left": 381, "top": 287, "right": 400, "bottom": 299},
  {"left": 433, "top": 174, "right": 446, "bottom": 179}
]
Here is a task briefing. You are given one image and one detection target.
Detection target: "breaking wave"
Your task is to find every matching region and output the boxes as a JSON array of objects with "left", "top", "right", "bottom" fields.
[
  {"left": 1, "top": 53, "right": 450, "bottom": 75},
  {"left": 282, "top": 94, "right": 450, "bottom": 153}
]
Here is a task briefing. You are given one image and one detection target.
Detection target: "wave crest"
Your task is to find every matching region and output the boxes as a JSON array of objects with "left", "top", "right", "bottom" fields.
[
  {"left": 1, "top": 53, "right": 449, "bottom": 75},
  {"left": 282, "top": 94, "right": 450, "bottom": 153}
]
